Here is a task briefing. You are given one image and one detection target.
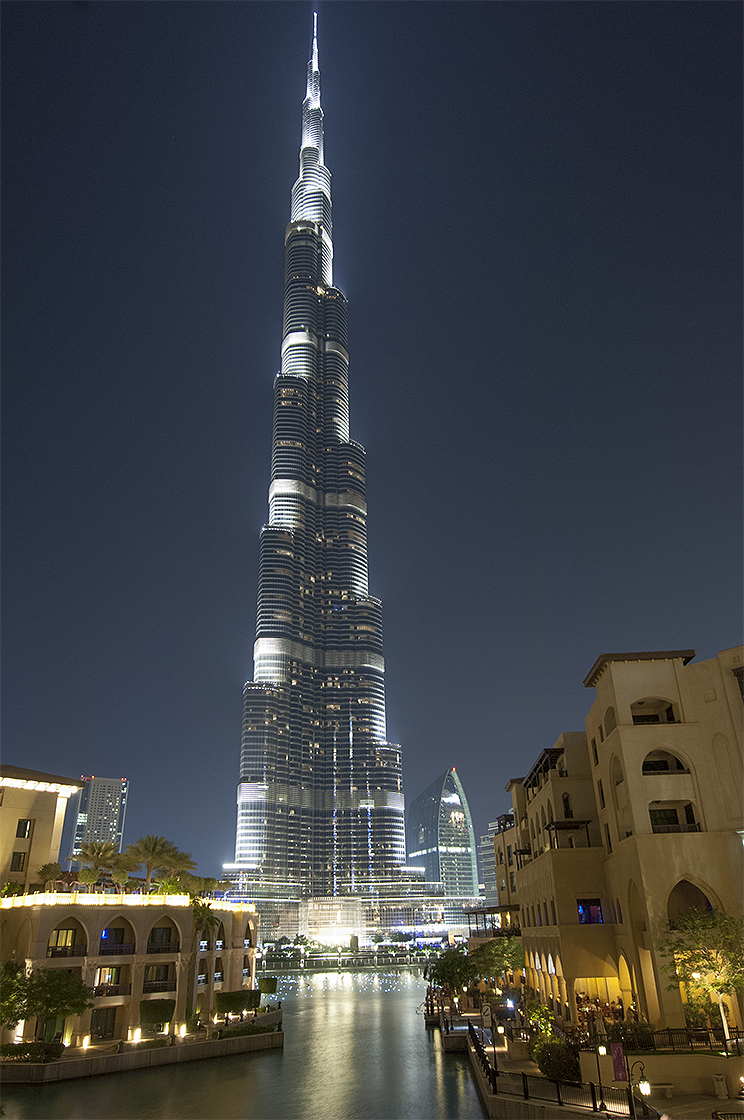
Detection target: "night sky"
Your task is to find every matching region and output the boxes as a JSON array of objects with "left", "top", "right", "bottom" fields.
[{"left": 3, "top": 2, "right": 741, "bottom": 878}]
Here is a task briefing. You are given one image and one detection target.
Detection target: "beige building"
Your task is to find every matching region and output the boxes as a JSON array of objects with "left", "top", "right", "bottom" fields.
[
  {"left": 0, "top": 765, "right": 83, "bottom": 891},
  {"left": 1, "top": 894, "right": 258, "bottom": 1045},
  {"left": 485, "top": 647, "right": 743, "bottom": 1032}
]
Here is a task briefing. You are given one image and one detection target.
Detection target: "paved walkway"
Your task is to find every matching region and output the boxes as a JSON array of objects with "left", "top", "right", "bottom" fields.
[{"left": 462, "top": 1018, "right": 744, "bottom": 1120}]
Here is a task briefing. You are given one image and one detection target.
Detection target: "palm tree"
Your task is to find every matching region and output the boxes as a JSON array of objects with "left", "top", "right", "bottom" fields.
[
  {"left": 125, "top": 835, "right": 196, "bottom": 892},
  {"left": 66, "top": 840, "right": 121, "bottom": 874}
]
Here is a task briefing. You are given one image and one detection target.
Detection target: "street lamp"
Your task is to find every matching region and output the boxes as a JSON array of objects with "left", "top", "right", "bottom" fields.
[
  {"left": 595, "top": 1043, "right": 607, "bottom": 1111},
  {"left": 628, "top": 1060, "right": 651, "bottom": 1119}
]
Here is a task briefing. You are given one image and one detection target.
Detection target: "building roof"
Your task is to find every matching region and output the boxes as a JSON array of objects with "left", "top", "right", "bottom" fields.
[
  {"left": 583, "top": 650, "right": 696, "bottom": 688},
  {"left": 0, "top": 764, "right": 84, "bottom": 789}
]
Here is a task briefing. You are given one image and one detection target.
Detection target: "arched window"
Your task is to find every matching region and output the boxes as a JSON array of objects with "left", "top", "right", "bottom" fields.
[
  {"left": 667, "top": 879, "right": 714, "bottom": 922},
  {"left": 604, "top": 707, "right": 617, "bottom": 735},
  {"left": 642, "top": 750, "right": 689, "bottom": 774}
]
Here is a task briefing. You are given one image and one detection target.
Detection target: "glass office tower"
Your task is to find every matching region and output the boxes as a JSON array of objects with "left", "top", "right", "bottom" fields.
[
  {"left": 228, "top": 18, "right": 406, "bottom": 900},
  {"left": 406, "top": 768, "right": 479, "bottom": 898}
]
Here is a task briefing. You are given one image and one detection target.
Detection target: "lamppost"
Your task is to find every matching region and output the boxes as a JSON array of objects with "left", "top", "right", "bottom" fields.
[
  {"left": 628, "top": 1059, "right": 651, "bottom": 1120},
  {"left": 595, "top": 1043, "right": 607, "bottom": 1111}
]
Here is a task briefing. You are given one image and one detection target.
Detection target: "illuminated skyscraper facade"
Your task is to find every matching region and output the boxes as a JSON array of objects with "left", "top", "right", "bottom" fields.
[
  {"left": 69, "top": 775, "right": 128, "bottom": 871},
  {"left": 406, "top": 768, "right": 479, "bottom": 898},
  {"left": 229, "top": 19, "right": 406, "bottom": 900}
]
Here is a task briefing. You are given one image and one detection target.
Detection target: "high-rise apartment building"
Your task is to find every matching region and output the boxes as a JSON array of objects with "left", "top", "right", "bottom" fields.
[
  {"left": 406, "top": 768, "right": 479, "bottom": 898},
  {"left": 69, "top": 775, "right": 128, "bottom": 869},
  {"left": 227, "top": 18, "right": 407, "bottom": 901}
]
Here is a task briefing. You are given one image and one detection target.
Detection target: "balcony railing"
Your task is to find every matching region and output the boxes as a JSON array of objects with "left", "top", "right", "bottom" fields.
[
  {"left": 99, "top": 942, "right": 135, "bottom": 955},
  {"left": 142, "top": 980, "right": 176, "bottom": 993},
  {"left": 146, "top": 941, "right": 179, "bottom": 954},
  {"left": 47, "top": 945, "right": 86, "bottom": 958},
  {"left": 94, "top": 983, "right": 132, "bottom": 997},
  {"left": 651, "top": 822, "right": 701, "bottom": 834}
]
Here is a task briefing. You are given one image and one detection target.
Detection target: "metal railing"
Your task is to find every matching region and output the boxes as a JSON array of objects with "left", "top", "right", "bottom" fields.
[
  {"left": 146, "top": 941, "right": 179, "bottom": 954},
  {"left": 142, "top": 980, "right": 175, "bottom": 993},
  {"left": 47, "top": 944, "right": 86, "bottom": 958},
  {"left": 582, "top": 1026, "right": 744, "bottom": 1054},
  {"left": 467, "top": 1023, "right": 662, "bottom": 1117},
  {"left": 94, "top": 983, "right": 132, "bottom": 997},
  {"left": 99, "top": 942, "right": 135, "bottom": 955}
]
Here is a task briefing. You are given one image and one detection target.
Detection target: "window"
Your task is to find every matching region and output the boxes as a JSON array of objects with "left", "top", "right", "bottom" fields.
[
  {"left": 148, "top": 927, "right": 173, "bottom": 945},
  {"left": 616, "top": 899, "right": 623, "bottom": 924},
  {"left": 48, "top": 928, "right": 76, "bottom": 949},
  {"left": 16, "top": 819, "right": 32, "bottom": 839},
  {"left": 537, "top": 904, "right": 542, "bottom": 926},
  {"left": 510, "top": 872, "right": 516, "bottom": 891},
  {"left": 604, "top": 824, "right": 613, "bottom": 854},
  {"left": 507, "top": 845, "right": 513, "bottom": 867},
  {"left": 591, "top": 739, "right": 598, "bottom": 766},
  {"left": 597, "top": 780, "right": 605, "bottom": 809},
  {"left": 577, "top": 898, "right": 603, "bottom": 924},
  {"left": 598, "top": 725, "right": 604, "bottom": 742},
  {"left": 550, "top": 899, "right": 557, "bottom": 925},
  {"left": 10, "top": 851, "right": 26, "bottom": 872},
  {"left": 562, "top": 793, "right": 573, "bottom": 819},
  {"left": 499, "top": 851, "right": 504, "bottom": 865}
]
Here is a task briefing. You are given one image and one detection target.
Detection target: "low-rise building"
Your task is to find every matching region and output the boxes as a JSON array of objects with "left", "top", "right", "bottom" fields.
[
  {"left": 0, "top": 894, "right": 257, "bottom": 1045},
  {"left": 483, "top": 647, "right": 743, "bottom": 1033},
  {"left": 0, "top": 766, "right": 84, "bottom": 891}
]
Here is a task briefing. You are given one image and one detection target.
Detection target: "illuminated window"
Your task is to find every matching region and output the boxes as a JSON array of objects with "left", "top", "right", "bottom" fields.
[
  {"left": 577, "top": 898, "right": 603, "bottom": 924},
  {"left": 10, "top": 851, "right": 26, "bottom": 872},
  {"left": 16, "top": 819, "right": 32, "bottom": 838}
]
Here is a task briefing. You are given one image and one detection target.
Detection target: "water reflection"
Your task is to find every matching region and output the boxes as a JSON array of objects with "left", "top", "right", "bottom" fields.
[{"left": 3, "top": 971, "right": 485, "bottom": 1120}]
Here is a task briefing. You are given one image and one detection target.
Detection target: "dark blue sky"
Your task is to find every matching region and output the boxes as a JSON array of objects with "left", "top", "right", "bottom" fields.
[{"left": 3, "top": 1, "right": 741, "bottom": 876}]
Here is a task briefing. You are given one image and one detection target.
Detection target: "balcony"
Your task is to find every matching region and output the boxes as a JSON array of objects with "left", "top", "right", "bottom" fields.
[
  {"left": 99, "top": 942, "right": 135, "bottom": 956},
  {"left": 47, "top": 945, "right": 86, "bottom": 958},
  {"left": 651, "top": 822, "right": 701, "bottom": 834},
  {"left": 146, "top": 942, "right": 179, "bottom": 954},
  {"left": 142, "top": 980, "right": 176, "bottom": 993},
  {"left": 94, "top": 984, "right": 132, "bottom": 997}
]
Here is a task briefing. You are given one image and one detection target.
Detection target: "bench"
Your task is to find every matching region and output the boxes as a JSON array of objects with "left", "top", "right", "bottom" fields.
[{"left": 650, "top": 1083, "right": 675, "bottom": 1099}]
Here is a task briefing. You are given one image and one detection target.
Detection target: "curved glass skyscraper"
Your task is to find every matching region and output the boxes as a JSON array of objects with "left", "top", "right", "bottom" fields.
[
  {"left": 406, "top": 768, "right": 479, "bottom": 898},
  {"left": 230, "top": 18, "right": 406, "bottom": 900}
]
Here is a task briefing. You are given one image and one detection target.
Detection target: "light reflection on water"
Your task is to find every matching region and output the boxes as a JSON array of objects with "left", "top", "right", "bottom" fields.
[{"left": 3, "top": 970, "right": 486, "bottom": 1120}]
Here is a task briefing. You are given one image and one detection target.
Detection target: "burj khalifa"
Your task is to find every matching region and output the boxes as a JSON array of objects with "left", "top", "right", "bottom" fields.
[{"left": 229, "top": 17, "right": 408, "bottom": 901}]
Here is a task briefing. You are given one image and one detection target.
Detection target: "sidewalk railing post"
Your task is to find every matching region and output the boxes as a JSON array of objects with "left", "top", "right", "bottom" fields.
[{"left": 522, "top": 1072, "right": 529, "bottom": 1100}]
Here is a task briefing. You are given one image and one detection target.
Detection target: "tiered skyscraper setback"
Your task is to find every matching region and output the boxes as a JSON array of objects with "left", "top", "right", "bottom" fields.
[{"left": 228, "top": 18, "right": 407, "bottom": 901}]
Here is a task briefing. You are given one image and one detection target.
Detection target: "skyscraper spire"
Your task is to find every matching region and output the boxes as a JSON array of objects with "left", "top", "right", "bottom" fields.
[{"left": 227, "top": 17, "right": 408, "bottom": 902}]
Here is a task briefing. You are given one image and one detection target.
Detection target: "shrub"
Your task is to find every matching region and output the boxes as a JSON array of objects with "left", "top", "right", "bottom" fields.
[
  {"left": 215, "top": 990, "right": 254, "bottom": 1016},
  {"left": 0, "top": 1041, "right": 66, "bottom": 1063},
  {"left": 257, "top": 976, "right": 278, "bottom": 995},
  {"left": 530, "top": 1037, "right": 581, "bottom": 1083},
  {"left": 139, "top": 999, "right": 176, "bottom": 1028},
  {"left": 137, "top": 1038, "right": 169, "bottom": 1050},
  {"left": 605, "top": 1020, "right": 655, "bottom": 1050}
]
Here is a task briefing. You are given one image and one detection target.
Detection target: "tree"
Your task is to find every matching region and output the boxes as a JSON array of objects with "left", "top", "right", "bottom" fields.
[
  {"left": 1, "top": 961, "right": 28, "bottom": 1029},
  {"left": 125, "top": 835, "right": 197, "bottom": 892},
  {"left": 469, "top": 937, "right": 525, "bottom": 986},
  {"left": 658, "top": 908, "right": 744, "bottom": 1040},
  {"left": 1, "top": 966, "right": 93, "bottom": 1036},
  {"left": 37, "top": 863, "right": 63, "bottom": 892},
  {"left": 424, "top": 945, "right": 476, "bottom": 991},
  {"left": 67, "top": 840, "right": 121, "bottom": 875},
  {"left": 77, "top": 868, "right": 101, "bottom": 890}
]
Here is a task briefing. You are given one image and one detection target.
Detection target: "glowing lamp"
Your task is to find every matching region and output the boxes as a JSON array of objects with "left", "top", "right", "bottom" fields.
[
  {"left": 639, "top": 1079, "right": 651, "bottom": 1097},
  {"left": 497, "top": 1025, "right": 505, "bottom": 1035},
  {"left": 82, "top": 1036, "right": 90, "bottom": 1050},
  {"left": 598, "top": 1044, "right": 607, "bottom": 1056},
  {"left": 179, "top": 1023, "right": 186, "bottom": 1038},
  {"left": 133, "top": 1028, "right": 141, "bottom": 1043}
]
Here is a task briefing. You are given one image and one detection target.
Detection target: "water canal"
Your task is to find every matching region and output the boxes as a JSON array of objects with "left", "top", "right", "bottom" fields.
[{"left": 3, "top": 970, "right": 486, "bottom": 1120}]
